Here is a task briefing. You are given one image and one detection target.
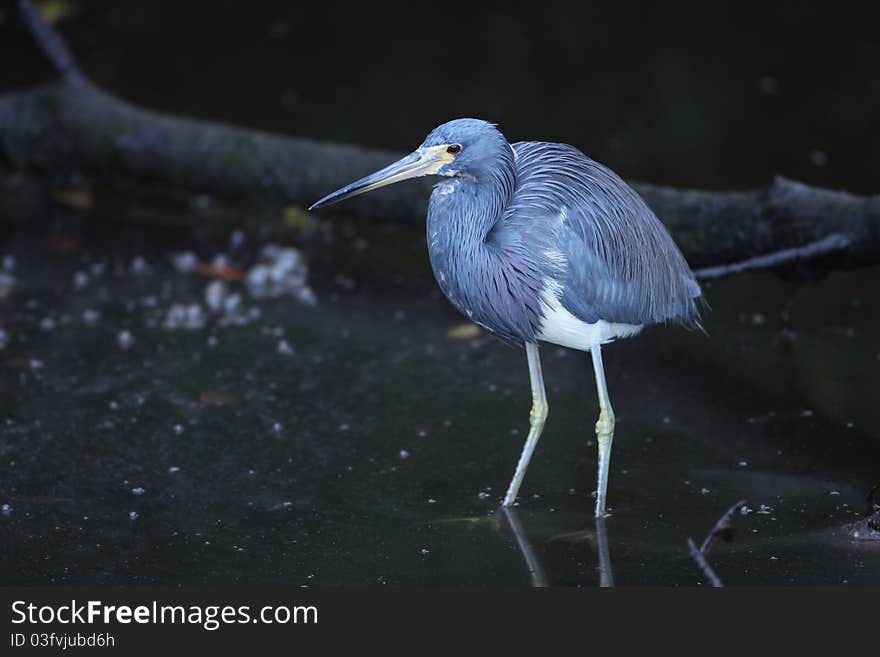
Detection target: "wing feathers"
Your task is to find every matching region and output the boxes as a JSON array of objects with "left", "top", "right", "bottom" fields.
[{"left": 500, "top": 142, "right": 702, "bottom": 328}]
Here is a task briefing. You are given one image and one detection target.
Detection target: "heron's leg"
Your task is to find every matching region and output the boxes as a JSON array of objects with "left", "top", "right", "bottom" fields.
[
  {"left": 590, "top": 344, "right": 615, "bottom": 517},
  {"left": 502, "top": 342, "right": 548, "bottom": 507}
]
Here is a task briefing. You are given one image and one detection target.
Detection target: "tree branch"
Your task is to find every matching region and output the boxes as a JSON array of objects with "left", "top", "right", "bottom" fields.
[
  {"left": 694, "top": 234, "right": 851, "bottom": 280},
  {"left": 699, "top": 499, "right": 746, "bottom": 554},
  {"left": 17, "top": 0, "right": 87, "bottom": 87},
  {"left": 3, "top": 1, "right": 880, "bottom": 275}
]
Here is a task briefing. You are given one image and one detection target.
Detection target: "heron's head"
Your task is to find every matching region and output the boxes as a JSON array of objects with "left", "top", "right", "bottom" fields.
[{"left": 309, "top": 118, "right": 509, "bottom": 210}]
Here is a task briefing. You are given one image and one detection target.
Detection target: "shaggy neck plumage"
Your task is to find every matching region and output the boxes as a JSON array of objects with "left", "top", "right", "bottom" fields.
[
  {"left": 426, "top": 141, "right": 532, "bottom": 342},
  {"left": 429, "top": 140, "right": 516, "bottom": 247}
]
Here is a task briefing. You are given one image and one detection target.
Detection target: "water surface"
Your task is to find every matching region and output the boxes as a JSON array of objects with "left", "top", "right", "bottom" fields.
[{"left": 1, "top": 219, "right": 877, "bottom": 586}]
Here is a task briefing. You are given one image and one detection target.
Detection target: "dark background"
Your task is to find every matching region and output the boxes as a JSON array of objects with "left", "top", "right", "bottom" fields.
[
  {"left": 1, "top": 1, "right": 879, "bottom": 587},
  {"left": 3, "top": 0, "right": 879, "bottom": 193}
]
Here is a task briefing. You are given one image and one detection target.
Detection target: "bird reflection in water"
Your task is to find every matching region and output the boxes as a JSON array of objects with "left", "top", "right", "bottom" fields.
[{"left": 502, "top": 507, "right": 614, "bottom": 587}]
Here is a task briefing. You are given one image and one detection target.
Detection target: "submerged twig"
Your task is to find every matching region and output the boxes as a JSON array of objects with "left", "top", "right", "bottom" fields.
[
  {"left": 687, "top": 537, "right": 723, "bottom": 588},
  {"left": 699, "top": 499, "right": 747, "bottom": 553},
  {"left": 687, "top": 499, "right": 746, "bottom": 588}
]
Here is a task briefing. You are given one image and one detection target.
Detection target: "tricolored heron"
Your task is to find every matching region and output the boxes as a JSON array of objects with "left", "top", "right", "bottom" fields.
[{"left": 310, "top": 119, "right": 702, "bottom": 517}]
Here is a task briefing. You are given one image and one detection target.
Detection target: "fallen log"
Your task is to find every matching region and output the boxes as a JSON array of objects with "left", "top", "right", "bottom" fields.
[{"left": 1, "top": 0, "right": 878, "bottom": 272}]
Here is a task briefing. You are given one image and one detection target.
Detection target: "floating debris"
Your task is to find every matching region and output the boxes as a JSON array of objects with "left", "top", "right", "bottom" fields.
[
  {"left": 196, "top": 259, "right": 244, "bottom": 281},
  {"left": 217, "top": 296, "right": 247, "bottom": 326},
  {"left": 131, "top": 256, "right": 148, "bottom": 274},
  {"left": 131, "top": 487, "right": 146, "bottom": 496},
  {"left": 72, "top": 271, "right": 89, "bottom": 289},
  {"left": 446, "top": 323, "right": 482, "bottom": 340},
  {"left": 171, "top": 244, "right": 315, "bottom": 332},
  {"left": 200, "top": 389, "right": 236, "bottom": 406},
  {"left": 398, "top": 449, "right": 411, "bottom": 459},
  {"left": 163, "top": 303, "right": 205, "bottom": 331},
  {"left": 246, "top": 265, "right": 270, "bottom": 289},
  {"left": 39, "top": 317, "right": 56, "bottom": 331},
  {"left": 223, "top": 292, "right": 242, "bottom": 315},
  {"left": 128, "top": 511, "right": 139, "bottom": 521},
  {"left": 116, "top": 330, "right": 134, "bottom": 349},
  {"left": 82, "top": 309, "right": 100, "bottom": 325},
  {"left": 246, "top": 244, "right": 314, "bottom": 302},
  {"left": 0, "top": 272, "right": 15, "bottom": 295},
  {"left": 171, "top": 252, "right": 198, "bottom": 273},
  {"left": 229, "top": 230, "right": 245, "bottom": 249},
  {"left": 167, "top": 466, "right": 181, "bottom": 474},
  {"left": 1, "top": 503, "right": 11, "bottom": 516},
  {"left": 204, "top": 280, "right": 228, "bottom": 313},
  {"left": 277, "top": 339, "right": 295, "bottom": 356},
  {"left": 173, "top": 424, "right": 184, "bottom": 435},
  {"left": 203, "top": 280, "right": 250, "bottom": 326},
  {"left": 296, "top": 286, "right": 317, "bottom": 306}
]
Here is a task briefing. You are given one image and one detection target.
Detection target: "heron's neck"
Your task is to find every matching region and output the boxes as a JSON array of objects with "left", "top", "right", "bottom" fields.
[
  {"left": 426, "top": 146, "right": 517, "bottom": 321},
  {"left": 428, "top": 146, "right": 516, "bottom": 245}
]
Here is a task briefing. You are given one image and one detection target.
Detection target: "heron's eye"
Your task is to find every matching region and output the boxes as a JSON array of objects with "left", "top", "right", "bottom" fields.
[{"left": 447, "top": 144, "right": 462, "bottom": 154}]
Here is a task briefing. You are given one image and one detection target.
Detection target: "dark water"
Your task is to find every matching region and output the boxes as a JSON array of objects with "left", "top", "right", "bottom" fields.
[
  {"left": 0, "top": 216, "right": 878, "bottom": 586},
  {"left": 1, "top": 1, "right": 879, "bottom": 586}
]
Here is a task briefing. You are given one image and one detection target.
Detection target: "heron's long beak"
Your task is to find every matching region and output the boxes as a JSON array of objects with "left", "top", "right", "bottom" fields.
[{"left": 309, "top": 146, "right": 452, "bottom": 210}]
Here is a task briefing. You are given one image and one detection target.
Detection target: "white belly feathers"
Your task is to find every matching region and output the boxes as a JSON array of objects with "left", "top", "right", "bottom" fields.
[{"left": 536, "top": 288, "right": 642, "bottom": 350}]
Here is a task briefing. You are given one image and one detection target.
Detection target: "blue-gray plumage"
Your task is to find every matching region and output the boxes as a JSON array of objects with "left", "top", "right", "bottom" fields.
[
  {"left": 422, "top": 120, "right": 701, "bottom": 344},
  {"left": 310, "top": 118, "right": 703, "bottom": 517}
]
